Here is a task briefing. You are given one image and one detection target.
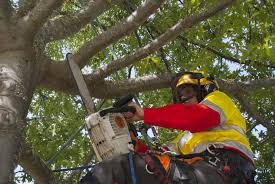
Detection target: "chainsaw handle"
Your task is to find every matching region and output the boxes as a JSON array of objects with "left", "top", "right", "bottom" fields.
[
  {"left": 113, "top": 95, "right": 134, "bottom": 108},
  {"left": 117, "top": 106, "right": 136, "bottom": 113},
  {"left": 99, "top": 106, "right": 136, "bottom": 117}
]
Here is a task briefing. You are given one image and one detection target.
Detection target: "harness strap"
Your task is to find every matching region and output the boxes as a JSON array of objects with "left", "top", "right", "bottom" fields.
[
  {"left": 154, "top": 154, "right": 171, "bottom": 172},
  {"left": 140, "top": 154, "right": 172, "bottom": 184},
  {"left": 128, "top": 152, "right": 137, "bottom": 184},
  {"left": 201, "top": 148, "right": 256, "bottom": 184},
  {"left": 181, "top": 156, "right": 204, "bottom": 165}
]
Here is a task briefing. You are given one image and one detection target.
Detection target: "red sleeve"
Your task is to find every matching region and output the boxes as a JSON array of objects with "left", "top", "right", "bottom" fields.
[
  {"left": 144, "top": 104, "right": 220, "bottom": 133},
  {"left": 134, "top": 140, "right": 151, "bottom": 153}
]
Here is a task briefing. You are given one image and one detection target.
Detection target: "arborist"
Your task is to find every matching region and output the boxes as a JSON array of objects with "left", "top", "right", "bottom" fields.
[{"left": 124, "top": 71, "right": 256, "bottom": 184}]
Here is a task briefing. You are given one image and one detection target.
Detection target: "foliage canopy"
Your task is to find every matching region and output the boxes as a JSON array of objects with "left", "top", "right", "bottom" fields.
[{"left": 5, "top": 0, "right": 274, "bottom": 183}]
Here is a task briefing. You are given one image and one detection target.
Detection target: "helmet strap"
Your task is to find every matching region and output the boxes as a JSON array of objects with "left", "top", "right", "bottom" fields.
[{"left": 197, "top": 78, "right": 203, "bottom": 102}]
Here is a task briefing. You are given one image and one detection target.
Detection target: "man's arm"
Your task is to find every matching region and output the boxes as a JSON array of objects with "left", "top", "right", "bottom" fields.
[{"left": 144, "top": 104, "right": 220, "bottom": 132}]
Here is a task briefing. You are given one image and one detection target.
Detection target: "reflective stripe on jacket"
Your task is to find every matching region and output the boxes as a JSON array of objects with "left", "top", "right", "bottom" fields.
[{"left": 171, "top": 91, "right": 254, "bottom": 161}]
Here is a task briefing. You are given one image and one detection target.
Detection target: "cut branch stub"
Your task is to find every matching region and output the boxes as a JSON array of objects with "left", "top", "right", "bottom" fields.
[
  {"left": 0, "top": 65, "right": 27, "bottom": 102},
  {"left": 0, "top": 107, "right": 16, "bottom": 127}
]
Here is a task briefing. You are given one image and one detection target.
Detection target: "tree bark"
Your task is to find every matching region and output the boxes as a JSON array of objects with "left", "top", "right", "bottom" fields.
[
  {"left": 17, "top": 0, "right": 37, "bottom": 18},
  {"left": 217, "top": 79, "right": 275, "bottom": 135},
  {"left": 87, "top": 0, "right": 236, "bottom": 80},
  {"left": 19, "top": 0, "right": 64, "bottom": 37},
  {"left": 39, "top": 0, "right": 235, "bottom": 91},
  {"left": 41, "top": 0, "right": 124, "bottom": 42},
  {"left": 0, "top": 0, "right": 13, "bottom": 21},
  {"left": 19, "top": 143, "right": 61, "bottom": 184},
  {"left": 0, "top": 21, "right": 38, "bottom": 182},
  {"left": 73, "top": 0, "right": 165, "bottom": 68},
  {"left": 0, "top": 52, "right": 36, "bottom": 183}
]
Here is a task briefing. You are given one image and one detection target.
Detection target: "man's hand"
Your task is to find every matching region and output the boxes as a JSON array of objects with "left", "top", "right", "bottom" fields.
[
  {"left": 130, "top": 131, "right": 138, "bottom": 142},
  {"left": 123, "top": 102, "right": 144, "bottom": 121}
]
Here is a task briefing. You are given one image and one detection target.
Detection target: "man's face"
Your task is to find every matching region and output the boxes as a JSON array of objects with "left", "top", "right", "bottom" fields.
[{"left": 176, "top": 84, "right": 198, "bottom": 104}]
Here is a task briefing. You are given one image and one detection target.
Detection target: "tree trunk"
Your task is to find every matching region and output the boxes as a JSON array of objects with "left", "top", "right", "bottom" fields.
[{"left": 0, "top": 30, "right": 37, "bottom": 182}]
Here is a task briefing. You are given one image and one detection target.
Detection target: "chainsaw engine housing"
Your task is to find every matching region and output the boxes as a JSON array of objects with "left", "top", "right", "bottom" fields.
[{"left": 86, "top": 112, "right": 132, "bottom": 161}]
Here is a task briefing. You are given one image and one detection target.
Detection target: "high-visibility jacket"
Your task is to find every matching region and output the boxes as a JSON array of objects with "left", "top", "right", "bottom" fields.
[
  {"left": 144, "top": 91, "right": 254, "bottom": 162},
  {"left": 170, "top": 91, "right": 253, "bottom": 161}
]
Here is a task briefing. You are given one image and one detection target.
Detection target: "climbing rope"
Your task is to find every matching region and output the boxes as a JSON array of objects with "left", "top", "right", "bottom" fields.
[{"left": 52, "top": 164, "right": 95, "bottom": 172}]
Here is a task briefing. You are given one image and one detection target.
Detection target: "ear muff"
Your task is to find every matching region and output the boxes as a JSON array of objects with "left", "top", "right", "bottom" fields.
[
  {"left": 171, "top": 72, "right": 186, "bottom": 103},
  {"left": 204, "top": 83, "right": 218, "bottom": 95},
  {"left": 203, "top": 75, "right": 219, "bottom": 96}
]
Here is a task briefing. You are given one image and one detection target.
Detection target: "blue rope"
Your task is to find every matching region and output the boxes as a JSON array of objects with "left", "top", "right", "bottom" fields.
[{"left": 128, "top": 151, "right": 137, "bottom": 184}]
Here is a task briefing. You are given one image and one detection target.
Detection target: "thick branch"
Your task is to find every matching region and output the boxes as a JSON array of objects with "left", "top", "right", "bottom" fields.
[
  {"left": 17, "top": 0, "right": 37, "bottom": 17},
  {"left": 19, "top": 0, "right": 64, "bottom": 36},
  {"left": 39, "top": 59, "right": 274, "bottom": 102},
  {"left": 88, "top": 0, "right": 235, "bottom": 81},
  {"left": 241, "top": 78, "right": 275, "bottom": 90},
  {"left": 39, "top": 0, "right": 234, "bottom": 91},
  {"left": 99, "top": 77, "right": 275, "bottom": 99},
  {"left": 38, "top": 58, "right": 274, "bottom": 134},
  {"left": 217, "top": 79, "right": 275, "bottom": 135},
  {"left": 89, "top": 73, "right": 172, "bottom": 98},
  {"left": 39, "top": 60, "right": 172, "bottom": 98},
  {"left": 72, "top": 0, "right": 165, "bottom": 68},
  {"left": 41, "top": 0, "right": 123, "bottom": 42},
  {"left": 19, "top": 143, "right": 60, "bottom": 184},
  {"left": 0, "top": 0, "right": 13, "bottom": 20}
]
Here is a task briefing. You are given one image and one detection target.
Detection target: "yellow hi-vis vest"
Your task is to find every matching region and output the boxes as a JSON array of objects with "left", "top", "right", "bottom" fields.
[{"left": 170, "top": 91, "right": 254, "bottom": 161}]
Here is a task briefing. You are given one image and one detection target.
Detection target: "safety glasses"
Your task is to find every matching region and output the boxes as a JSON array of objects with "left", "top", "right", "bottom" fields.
[{"left": 176, "top": 84, "right": 196, "bottom": 99}]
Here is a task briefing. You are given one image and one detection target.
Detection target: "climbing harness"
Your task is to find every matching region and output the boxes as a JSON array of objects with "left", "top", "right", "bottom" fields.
[
  {"left": 139, "top": 153, "right": 172, "bottom": 184},
  {"left": 137, "top": 145, "right": 256, "bottom": 184},
  {"left": 203, "top": 148, "right": 256, "bottom": 184}
]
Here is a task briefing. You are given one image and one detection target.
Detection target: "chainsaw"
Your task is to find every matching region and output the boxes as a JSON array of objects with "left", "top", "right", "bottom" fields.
[
  {"left": 85, "top": 96, "right": 136, "bottom": 161},
  {"left": 67, "top": 54, "right": 134, "bottom": 161}
]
